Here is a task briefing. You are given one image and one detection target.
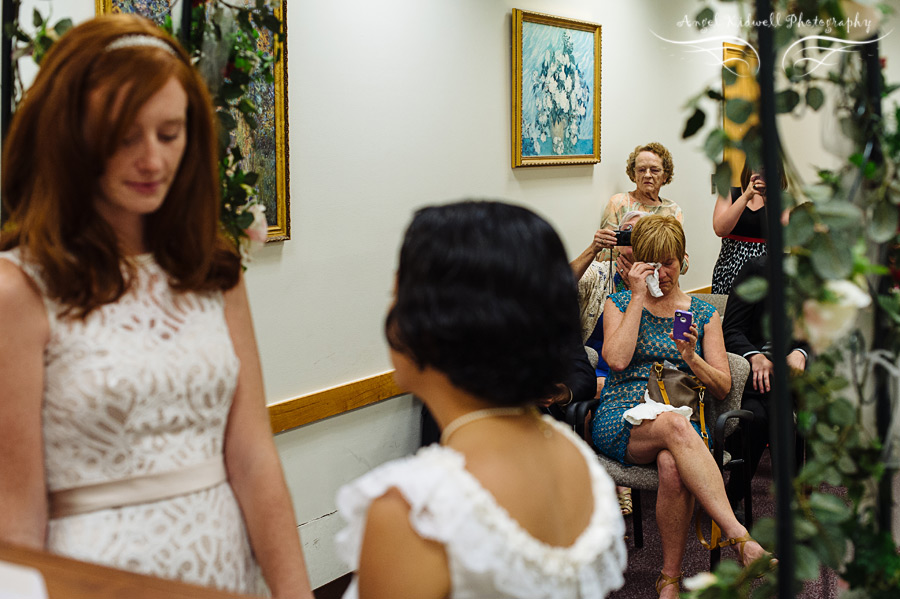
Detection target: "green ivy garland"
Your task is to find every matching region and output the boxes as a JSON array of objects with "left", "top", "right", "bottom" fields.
[{"left": 678, "top": 1, "right": 900, "bottom": 598}]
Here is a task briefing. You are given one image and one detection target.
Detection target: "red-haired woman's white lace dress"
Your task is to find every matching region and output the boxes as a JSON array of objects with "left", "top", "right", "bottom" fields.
[{"left": 0, "top": 250, "right": 263, "bottom": 594}]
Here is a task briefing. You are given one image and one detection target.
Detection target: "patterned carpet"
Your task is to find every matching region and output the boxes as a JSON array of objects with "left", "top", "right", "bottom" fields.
[{"left": 607, "top": 451, "right": 838, "bottom": 599}]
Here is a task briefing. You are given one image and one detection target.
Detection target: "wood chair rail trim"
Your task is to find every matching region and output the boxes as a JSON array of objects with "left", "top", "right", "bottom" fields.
[
  {"left": 268, "top": 371, "right": 404, "bottom": 434},
  {"left": 267, "top": 287, "right": 711, "bottom": 432}
]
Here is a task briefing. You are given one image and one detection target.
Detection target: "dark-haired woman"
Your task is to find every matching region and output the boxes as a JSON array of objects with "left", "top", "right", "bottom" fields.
[
  {"left": 0, "top": 16, "right": 312, "bottom": 598},
  {"left": 711, "top": 162, "right": 785, "bottom": 295},
  {"left": 335, "top": 201, "right": 627, "bottom": 599}
]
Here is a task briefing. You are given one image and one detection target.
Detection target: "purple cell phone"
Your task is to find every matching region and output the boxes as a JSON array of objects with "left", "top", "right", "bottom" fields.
[{"left": 673, "top": 310, "right": 693, "bottom": 341}]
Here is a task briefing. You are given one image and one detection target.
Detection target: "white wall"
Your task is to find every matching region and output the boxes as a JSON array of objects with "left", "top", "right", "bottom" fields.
[{"left": 8, "top": 0, "right": 900, "bottom": 588}]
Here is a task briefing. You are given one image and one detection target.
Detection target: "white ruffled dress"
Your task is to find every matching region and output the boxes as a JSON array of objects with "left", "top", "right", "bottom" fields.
[{"left": 335, "top": 417, "right": 627, "bottom": 599}]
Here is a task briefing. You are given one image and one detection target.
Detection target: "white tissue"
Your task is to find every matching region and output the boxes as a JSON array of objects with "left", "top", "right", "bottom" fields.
[
  {"left": 645, "top": 262, "right": 663, "bottom": 297},
  {"left": 622, "top": 392, "right": 692, "bottom": 425}
]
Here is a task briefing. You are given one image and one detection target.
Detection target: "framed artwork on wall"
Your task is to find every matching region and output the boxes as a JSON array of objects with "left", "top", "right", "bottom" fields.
[
  {"left": 96, "top": 0, "right": 291, "bottom": 241},
  {"left": 722, "top": 42, "right": 760, "bottom": 187},
  {"left": 512, "top": 9, "right": 601, "bottom": 168}
]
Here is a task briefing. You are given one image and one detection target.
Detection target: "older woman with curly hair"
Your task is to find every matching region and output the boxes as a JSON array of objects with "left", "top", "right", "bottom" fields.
[{"left": 595, "top": 142, "right": 688, "bottom": 281}]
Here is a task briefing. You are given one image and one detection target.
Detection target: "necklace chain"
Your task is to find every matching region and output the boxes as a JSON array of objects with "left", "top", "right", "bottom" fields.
[{"left": 440, "top": 407, "right": 529, "bottom": 445}]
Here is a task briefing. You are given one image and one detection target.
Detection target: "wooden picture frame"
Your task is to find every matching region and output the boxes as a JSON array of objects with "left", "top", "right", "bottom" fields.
[
  {"left": 512, "top": 9, "right": 601, "bottom": 168},
  {"left": 97, "top": 0, "right": 290, "bottom": 241}
]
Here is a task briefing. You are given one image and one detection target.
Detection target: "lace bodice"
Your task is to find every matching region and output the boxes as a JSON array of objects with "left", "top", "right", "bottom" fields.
[
  {"left": 0, "top": 250, "right": 262, "bottom": 593},
  {"left": 336, "top": 417, "right": 627, "bottom": 599},
  {"left": 2, "top": 251, "right": 240, "bottom": 491}
]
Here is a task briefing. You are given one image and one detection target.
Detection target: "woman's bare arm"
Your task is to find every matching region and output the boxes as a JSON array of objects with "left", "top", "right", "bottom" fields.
[
  {"left": 0, "top": 261, "right": 50, "bottom": 549},
  {"left": 602, "top": 263, "right": 655, "bottom": 371},
  {"left": 712, "top": 187, "right": 755, "bottom": 237},
  {"left": 222, "top": 277, "right": 314, "bottom": 599},
  {"left": 357, "top": 488, "right": 450, "bottom": 599}
]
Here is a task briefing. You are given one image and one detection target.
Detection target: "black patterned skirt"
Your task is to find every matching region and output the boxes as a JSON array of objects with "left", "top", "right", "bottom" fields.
[{"left": 711, "top": 237, "right": 767, "bottom": 295}]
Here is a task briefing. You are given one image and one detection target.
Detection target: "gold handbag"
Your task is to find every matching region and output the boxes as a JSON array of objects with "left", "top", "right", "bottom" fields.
[{"left": 646, "top": 362, "right": 708, "bottom": 443}]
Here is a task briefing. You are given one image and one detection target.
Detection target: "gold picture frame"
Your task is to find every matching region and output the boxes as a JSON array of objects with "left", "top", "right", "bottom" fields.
[
  {"left": 97, "top": 0, "right": 290, "bottom": 241},
  {"left": 512, "top": 9, "right": 601, "bottom": 168},
  {"left": 722, "top": 42, "right": 759, "bottom": 187}
]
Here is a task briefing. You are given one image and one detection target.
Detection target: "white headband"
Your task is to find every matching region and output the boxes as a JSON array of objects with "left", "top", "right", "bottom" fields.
[{"left": 105, "top": 34, "right": 179, "bottom": 58}]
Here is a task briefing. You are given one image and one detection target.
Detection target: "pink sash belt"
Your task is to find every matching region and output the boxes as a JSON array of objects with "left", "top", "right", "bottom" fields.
[{"left": 49, "top": 456, "right": 227, "bottom": 519}]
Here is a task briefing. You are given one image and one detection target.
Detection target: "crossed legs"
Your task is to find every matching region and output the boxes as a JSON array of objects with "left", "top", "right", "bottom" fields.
[{"left": 627, "top": 412, "right": 767, "bottom": 595}]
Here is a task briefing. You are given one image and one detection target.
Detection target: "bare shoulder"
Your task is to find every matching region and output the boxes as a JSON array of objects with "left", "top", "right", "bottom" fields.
[
  {"left": 0, "top": 259, "right": 47, "bottom": 332},
  {"left": 358, "top": 487, "right": 450, "bottom": 599}
]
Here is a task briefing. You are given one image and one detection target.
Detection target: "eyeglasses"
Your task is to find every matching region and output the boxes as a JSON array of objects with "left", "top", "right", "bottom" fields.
[{"left": 619, "top": 223, "right": 634, "bottom": 232}]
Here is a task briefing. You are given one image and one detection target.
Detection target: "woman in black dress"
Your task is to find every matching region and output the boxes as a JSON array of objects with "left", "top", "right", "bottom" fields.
[{"left": 710, "top": 162, "right": 785, "bottom": 295}]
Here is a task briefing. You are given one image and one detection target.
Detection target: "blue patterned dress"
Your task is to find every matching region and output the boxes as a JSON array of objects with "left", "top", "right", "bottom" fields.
[{"left": 591, "top": 293, "right": 716, "bottom": 463}]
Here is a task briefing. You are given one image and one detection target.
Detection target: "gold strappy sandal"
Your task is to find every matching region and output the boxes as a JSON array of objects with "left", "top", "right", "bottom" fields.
[
  {"left": 718, "top": 533, "right": 778, "bottom": 570},
  {"left": 617, "top": 487, "right": 633, "bottom": 516},
  {"left": 655, "top": 570, "right": 683, "bottom": 596}
]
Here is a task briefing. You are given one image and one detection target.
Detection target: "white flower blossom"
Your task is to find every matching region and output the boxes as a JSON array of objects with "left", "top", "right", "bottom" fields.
[
  {"left": 799, "top": 279, "right": 872, "bottom": 352},
  {"left": 237, "top": 202, "right": 267, "bottom": 263},
  {"left": 684, "top": 572, "right": 718, "bottom": 591}
]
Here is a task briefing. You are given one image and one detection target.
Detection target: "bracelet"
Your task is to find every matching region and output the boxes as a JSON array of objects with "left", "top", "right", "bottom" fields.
[{"left": 556, "top": 385, "right": 574, "bottom": 407}]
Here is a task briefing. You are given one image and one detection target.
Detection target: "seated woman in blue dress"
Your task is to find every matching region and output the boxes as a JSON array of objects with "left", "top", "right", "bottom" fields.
[{"left": 589, "top": 215, "right": 771, "bottom": 598}]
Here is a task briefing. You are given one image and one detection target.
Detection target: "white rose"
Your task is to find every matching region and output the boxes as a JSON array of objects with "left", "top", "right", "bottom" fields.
[
  {"left": 799, "top": 279, "right": 871, "bottom": 352},
  {"left": 237, "top": 202, "right": 267, "bottom": 264},
  {"left": 684, "top": 572, "right": 718, "bottom": 591}
]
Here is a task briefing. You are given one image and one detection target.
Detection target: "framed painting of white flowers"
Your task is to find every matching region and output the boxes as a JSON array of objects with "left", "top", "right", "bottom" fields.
[{"left": 512, "top": 9, "right": 601, "bottom": 168}]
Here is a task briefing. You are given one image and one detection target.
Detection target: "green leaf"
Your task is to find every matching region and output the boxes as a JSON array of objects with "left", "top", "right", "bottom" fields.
[
  {"left": 750, "top": 517, "right": 776, "bottom": 547},
  {"left": 868, "top": 201, "right": 899, "bottom": 243},
  {"left": 726, "top": 98, "right": 754, "bottom": 124},
  {"left": 806, "top": 87, "right": 825, "bottom": 110},
  {"left": 32, "top": 8, "right": 44, "bottom": 28},
  {"left": 774, "top": 24, "right": 795, "bottom": 51},
  {"left": 222, "top": 85, "right": 244, "bottom": 101},
  {"left": 704, "top": 129, "right": 729, "bottom": 161},
  {"left": 795, "top": 518, "right": 819, "bottom": 540},
  {"left": 815, "top": 421, "right": 839, "bottom": 443},
  {"left": 796, "top": 544, "right": 822, "bottom": 580},
  {"left": 53, "top": 18, "right": 74, "bottom": 37},
  {"left": 695, "top": 7, "right": 715, "bottom": 29},
  {"left": 218, "top": 111, "right": 238, "bottom": 131},
  {"left": 785, "top": 203, "right": 815, "bottom": 246},
  {"left": 234, "top": 211, "right": 254, "bottom": 230},
  {"left": 243, "top": 172, "right": 260, "bottom": 186},
  {"left": 817, "top": 202, "right": 863, "bottom": 231},
  {"left": 837, "top": 455, "right": 858, "bottom": 474},
  {"left": 796, "top": 410, "right": 814, "bottom": 433},
  {"left": 682, "top": 108, "right": 706, "bottom": 139},
  {"left": 808, "top": 492, "right": 851, "bottom": 523},
  {"left": 706, "top": 89, "right": 724, "bottom": 101},
  {"left": 722, "top": 66, "right": 738, "bottom": 86},
  {"left": 775, "top": 89, "right": 801, "bottom": 114},
  {"left": 827, "top": 398, "right": 855, "bottom": 425},
  {"left": 809, "top": 234, "right": 853, "bottom": 279},
  {"left": 714, "top": 162, "right": 733, "bottom": 199},
  {"left": 735, "top": 275, "right": 768, "bottom": 303}
]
